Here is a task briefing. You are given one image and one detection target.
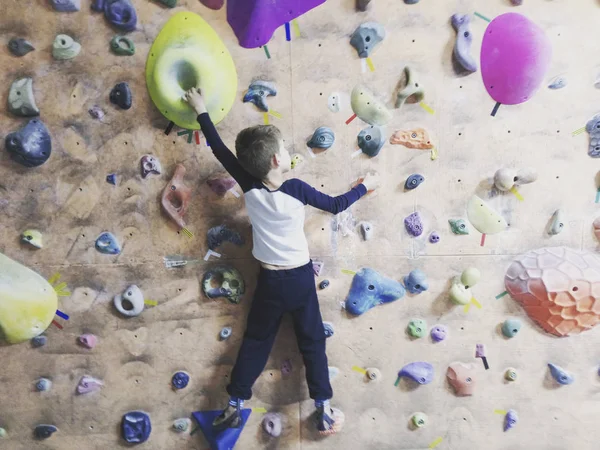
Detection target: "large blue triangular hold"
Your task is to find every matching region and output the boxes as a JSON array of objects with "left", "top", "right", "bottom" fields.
[{"left": 192, "top": 409, "right": 252, "bottom": 450}]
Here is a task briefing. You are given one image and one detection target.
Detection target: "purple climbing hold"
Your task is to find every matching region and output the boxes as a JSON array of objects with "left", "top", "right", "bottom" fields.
[
  {"left": 122, "top": 411, "right": 151, "bottom": 444},
  {"left": 504, "top": 409, "right": 518, "bottom": 431},
  {"left": 106, "top": 174, "right": 117, "bottom": 185},
  {"left": 91, "top": 0, "right": 105, "bottom": 11},
  {"left": 510, "top": 0, "right": 523, "bottom": 4},
  {"left": 344, "top": 268, "right": 405, "bottom": 316},
  {"left": 51, "top": 0, "right": 81, "bottom": 12},
  {"left": 77, "top": 376, "right": 104, "bottom": 394},
  {"left": 98, "top": 0, "right": 137, "bottom": 32},
  {"left": 398, "top": 362, "right": 434, "bottom": 385},
  {"left": 404, "top": 212, "right": 424, "bottom": 237},
  {"left": 430, "top": 325, "right": 448, "bottom": 342},
  {"left": 429, "top": 231, "right": 440, "bottom": 244},
  {"left": 171, "top": 371, "right": 190, "bottom": 389},
  {"left": 207, "top": 176, "right": 237, "bottom": 196},
  {"left": 227, "top": 0, "right": 326, "bottom": 49}
]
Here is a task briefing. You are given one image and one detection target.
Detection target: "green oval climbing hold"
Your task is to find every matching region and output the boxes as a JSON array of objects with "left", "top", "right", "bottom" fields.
[
  {"left": 110, "top": 35, "right": 135, "bottom": 55},
  {"left": 505, "top": 368, "right": 517, "bottom": 381},
  {"left": 0, "top": 427, "right": 6, "bottom": 438},
  {"left": 407, "top": 318, "right": 427, "bottom": 338},
  {"left": 449, "top": 218, "right": 469, "bottom": 235},
  {"left": 411, "top": 412, "right": 427, "bottom": 428}
]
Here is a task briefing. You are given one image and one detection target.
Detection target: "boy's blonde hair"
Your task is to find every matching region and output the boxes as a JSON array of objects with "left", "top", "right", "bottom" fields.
[{"left": 235, "top": 125, "right": 282, "bottom": 180}]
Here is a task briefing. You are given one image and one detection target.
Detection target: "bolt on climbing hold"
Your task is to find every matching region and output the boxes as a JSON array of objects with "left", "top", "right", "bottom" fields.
[
  {"left": 207, "top": 225, "right": 244, "bottom": 250},
  {"left": 403, "top": 270, "right": 428, "bottom": 294},
  {"left": 8, "top": 37, "right": 35, "bottom": 56},
  {"left": 243, "top": 80, "right": 277, "bottom": 112},
  {"left": 290, "top": 153, "right": 304, "bottom": 169},
  {"left": 494, "top": 167, "right": 537, "bottom": 191},
  {"left": 548, "top": 209, "right": 565, "bottom": 235},
  {"left": 79, "top": 334, "right": 98, "bottom": 349},
  {"left": 32, "top": 335, "right": 48, "bottom": 347},
  {"left": 171, "top": 371, "right": 190, "bottom": 390},
  {"left": 219, "top": 326, "right": 232, "bottom": 340},
  {"left": 411, "top": 412, "right": 427, "bottom": 428},
  {"left": 344, "top": 268, "right": 405, "bottom": 316},
  {"left": 505, "top": 368, "right": 517, "bottom": 382},
  {"left": 106, "top": 174, "right": 117, "bottom": 185},
  {"left": 404, "top": 174, "right": 424, "bottom": 190},
  {"left": 449, "top": 279, "right": 472, "bottom": 305},
  {"left": 350, "top": 22, "right": 385, "bottom": 59},
  {"left": 446, "top": 362, "right": 476, "bottom": 396},
  {"left": 110, "top": 35, "right": 135, "bottom": 55},
  {"left": 77, "top": 376, "right": 104, "bottom": 394},
  {"left": 428, "top": 231, "right": 440, "bottom": 244},
  {"left": 390, "top": 128, "right": 433, "bottom": 149},
  {"left": 366, "top": 368, "right": 381, "bottom": 381},
  {"left": 306, "top": 127, "right": 335, "bottom": 150},
  {"left": 451, "top": 14, "right": 477, "bottom": 73},
  {"left": 100, "top": 0, "right": 138, "bottom": 31},
  {"left": 466, "top": 195, "right": 508, "bottom": 235},
  {"left": 395, "top": 67, "right": 425, "bottom": 109},
  {"left": 34, "top": 424, "right": 58, "bottom": 439},
  {"left": 52, "top": 34, "right": 81, "bottom": 60},
  {"left": 95, "top": 232, "right": 121, "bottom": 255},
  {"left": 355, "top": 0, "right": 371, "bottom": 11},
  {"left": 173, "top": 418, "right": 191, "bottom": 432},
  {"left": 430, "top": 325, "right": 448, "bottom": 342},
  {"left": 162, "top": 164, "right": 193, "bottom": 236},
  {"left": 407, "top": 318, "right": 427, "bottom": 338},
  {"left": 357, "top": 125, "right": 386, "bottom": 157},
  {"left": 22, "top": 229, "right": 43, "bottom": 249},
  {"left": 460, "top": 268, "right": 480, "bottom": 288},
  {"left": 207, "top": 175, "right": 236, "bottom": 195},
  {"left": 35, "top": 378, "right": 52, "bottom": 392},
  {"left": 448, "top": 219, "right": 469, "bottom": 235},
  {"left": 156, "top": 0, "right": 177, "bottom": 6},
  {"left": 548, "top": 76, "right": 566, "bottom": 90},
  {"left": 122, "top": 411, "right": 151, "bottom": 444},
  {"left": 504, "top": 409, "right": 518, "bottom": 431},
  {"left": 501, "top": 318, "right": 522, "bottom": 338},
  {"left": 8, "top": 77, "right": 39, "bottom": 117},
  {"left": 140, "top": 155, "right": 162, "bottom": 178},
  {"left": 358, "top": 221, "right": 373, "bottom": 240},
  {"left": 88, "top": 105, "right": 105, "bottom": 120},
  {"left": 548, "top": 363, "right": 574, "bottom": 385},
  {"left": 351, "top": 84, "right": 392, "bottom": 126},
  {"left": 319, "top": 280, "right": 330, "bottom": 290},
  {"left": 404, "top": 212, "right": 424, "bottom": 237},
  {"left": 0, "top": 428, "right": 6, "bottom": 438},
  {"left": 50, "top": 0, "right": 81, "bottom": 11},
  {"left": 114, "top": 285, "right": 145, "bottom": 317},
  {"left": 262, "top": 412, "right": 282, "bottom": 437},
  {"left": 587, "top": 114, "right": 600, "bottom": 158},
  {"left": 397, "top": 362, "right": 434, "bottom": 385},
  {"left": 5, "top": 119, "right": 52, "bottom": 167},
  {"left": 323, "top": 322, "right": 334, "bottom": 338},
  {"left": 202, "top": 266, "right": 245, "bottom": 304},
  {"left": 110, "top": 82, "right": 132, "bottom": 109}
]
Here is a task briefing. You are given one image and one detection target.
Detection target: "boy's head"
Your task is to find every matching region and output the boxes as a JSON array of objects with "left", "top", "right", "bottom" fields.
[{"left": 235, "top": 125, "right": 291, "bottom": 180}]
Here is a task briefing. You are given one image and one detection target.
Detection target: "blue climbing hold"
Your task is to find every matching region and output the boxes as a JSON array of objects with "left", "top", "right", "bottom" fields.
[
  {"left": 171, "top": 371, "right": 190, "bottom": 389},
  {"left": 323, "top": 322, "right": 334, "bottom": 338},
  {"left": 344, "top": 268, "right": 405, "bottom": 316},
  {"left": 548, "top": 363, "right": 574, "bottom": 385},
  {"left": 91, "top": 0, "right": 105, "bottom": 11},
  {"left": 504, "top": 409, "right": 518, "bottom": 431},
  {"left": 306, "top": 127, "right": 335, "bottom": 149},
  {"left": 35, "top": 378, "right": 52, "bottom": 392},
  {"left": 106, "top": 173, "right": 117, "bottom": 185},
  {"left": 398, "top": 362, "right": 434, "bottom": 385},
  {"left": 5, "top": 119, "right": 52, "bottom": 167},
  {"left": 31, "top": 335, "right": 47, "bottom": 347},
  {"left": 403, "top": 269, "right": 428, "bottom": 294},
  {"left": 104, "top": 0, "right": 137, "bottom": 32},
  {"left": 95, "top": 232, "right": 121, "bottom": 255},
  {"left": 404, "top": 174, "right": 424, "bottom": 190},
  {"left": 34, "top": 424, "right": 58, "bottom": 439},
  {"left": 319, "top": 280, "right": 330, "bottom": 290},
  {"left": 192, "top": 409, "right": 252, "bottom": 450},
  {"left": 207, "top": 225, "right": 244, "bottom": 250},
  {"left": 122, "top": 411, "right": 151, "bottom": 444},
  {"left": 243, "top": 80, "right": 277, "bottom": 112}
]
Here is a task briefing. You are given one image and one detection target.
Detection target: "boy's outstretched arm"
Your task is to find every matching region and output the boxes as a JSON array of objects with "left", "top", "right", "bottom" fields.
[{"left": 183, "top": 88, "right": 255, "bottom": 192}]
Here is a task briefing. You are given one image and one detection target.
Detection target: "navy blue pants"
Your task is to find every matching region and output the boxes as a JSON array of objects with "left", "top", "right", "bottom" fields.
[{"left": 227, "top": 261, "right": 332, "bottom": 401}]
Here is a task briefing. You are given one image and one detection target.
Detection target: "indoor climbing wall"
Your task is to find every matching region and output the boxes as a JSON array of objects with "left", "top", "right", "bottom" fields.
[{"left": 2, "top": 0, "right": 600, "bottom": 449}]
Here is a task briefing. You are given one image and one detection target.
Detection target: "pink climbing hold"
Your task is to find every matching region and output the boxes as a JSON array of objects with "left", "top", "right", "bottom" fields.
[
  {"left": 199, "top": 0, "right": 223, "bottom": 10},
  {"left": 480, "top": 13, "right": 551, "bottom": 105},
  {"left": 78, "top": 334, "right": 98, "bottom": 349},
  {"left": 227, "top": 0, "right": 326, "bottom": 48}
]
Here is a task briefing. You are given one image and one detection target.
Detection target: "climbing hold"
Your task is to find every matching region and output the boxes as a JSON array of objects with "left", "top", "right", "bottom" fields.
[
  {"left": 505, "top": 247, "right": 600, "bottom": 337},
  {"left": 323, "top": 322, "right": 334, "bottom": 338},
  {"left": 501, "top": 318, "right": 522, "bottom": 338},
  {"left": 403, "top": 270, "right": 428, "bottom": 294},
  {"left": 110, "top": 82, "right": 132, "bottom": 109},
  {"left": 319, "top": 280, "right": 330, "bottom": 290},
  {"left": 404, "top": 212, "right": 424, "bottom": 237},
  {"left": 548, "top": 209, "right": 565, "bottom": 235},
  {"left": 359, "top": 222, "right": 373, "bottom": 241},
  {"left": 281, "top": 359, "right": 293, "bottom": 376},
  {"left": 5, "top": 119, "right": 52, "bottom": 167},
  {"left": 327, "top": 92, "right": 341, "bottom": 113},
  {"left": 390, "top": 128, "right": 433, "bottom": 150},
  {"left": 22, "top": 230, "right": 43, "bottom": 249},
  {"left": 207, "top": 225, "right": 244, "bottom": 250},
  {"left": 199, "top": 0, "right": 223, "bottom": 8},
  {"left": 156, "top": 0, "right": 177, "bottom": 6},
  {"left": 290, "top": 153, "right": 304, "bottom": 169},
  {"left": 467, "top": 195, "right": 507, "bottom": 235},
  {"left": 219, "top": 326, "right": 232, "bottom": 340},
  {"left": 172, "top": 371, "right": 190, "bottom": 389},
  {"left": 344, "top": 268, "right": 405, "bottom": 316},
  {"left": 515, "top": 167, "right": 538, "bottom": 185},
  {"left": 407, "top": 318, "right": 427, "bottom": 338},
  {"left": 366, "top": 368, "right": 381, "bottom": 381},
  {"left": 460, "top": 268, "right": 480, "bottom": 288},
  {"left": 77, "top": 376, "right": 104, "bottom": 394},
  {"left": 91, "top": 0, "right": 105, "bottom": 11},
  {"left": 202, "top": 266, "right": 245, "bottom": 304},
  {"left": 106, "top": 174, "right": 117, "bottom": 185},
  {"left": 504, "top": 409, "right": 518, "bottom": 431},
  {"left": 0, "top": 428, "right": 5, "bottom": 437},
  {"left": 446, "top": 362, "right": 476, "bottom": 396},
  {"left": 357, "top": 125, "right": 386, "bottom": 157},
  {"left": 95, "top": 232, "right": 121, "bottom": 255},
  {"left": 510, "top": 0, "right": 523, "bottom": 4},
  {"left": 351, "top": 84, "right": 392, "bottom": 126},
  {"left": 548, "top": 363, "right": 574, "bottom": 385},
  {"left": 110, "top": 35, "right": 135, "bottom": 55},
  {"left": 355, "top": 0, "right": 371, "bottom": 11},
  {"left": 52, "top": 34, "right": 81, "bottom": 60},
  {"left": 173, "top": 418, "right": 191, "bottom": 432},
  {"left": 78, "top": 334, "right": 98, "bottom": 349},
  {"left": 35, "top": 378, "right": 52, "bottom": 392},
  {"left": 122, "top": 411, "right": 152, "bottom": 444},
  {"left": 34, "top": 425, "right": 58, "bottom": 439},
  {"left": 594, "top": 217, "right": 600, "bottom": 242},
  {"left": 481, "top": 13, "right": 551, "bottom": 106},
  {"left": 494, "top": 168, "right": 516, "bottom": 191},
  {"left": 50, "top": 0, "right": 81, "bottom": 11},
  {"left": 398, "top": 362, "right": 434, "bottom": 385},
  {"left": 395, "top": 67, "right": 425, "bottom": 108},
  {"left": 548, "top": 76, "right": 566, "bottom": 90},
  {"left": 140, "top": 155, "right": 161, "bottom": 178},
  {"left": 404, "top": 0, "right": 419, "bottom": 3},
  {"left": 243, "top": 80, "right": 277, "bottom": 112},
  {"left": 8, "top": 77, "right": 39, "bottom": 117},
  {"left": 0, "top": 252, "right": 58, "bottom": 344},
  {"left": 32, "top": 335, "right": 48, "bottom": 347},
  {"left": 449, "top": 280, "right": 471, "bottom": 305},
  {"left": 147, "top": 12, "right": 237, "bottom": 129},
  {"left": 448, "top": 219, "right": 469, "bottom": 235},
  {"left": 8, "top": 38, "right": 34, "bottom": 56},
  {"left": 505, "top": 368, "right": 517, "bottom": 381},
  {"left": 162, "top": 164, "right": 192, "bottom": 231},
  {"left": 350, "top": 22, "right": 385, "bottom": 58},
  {"left": 428, "top": 232, "right": 440, "bottom": 244},
  {"left": 262, "top": 412, "right": 282, "bottom": 437},
  {"left": 307, "top": 127, "right": 335, "bottom": 149},
  {"left": 101, "top": 0, "right": 137, "bottom": 31},
  {"left": 192, "top": 409, "right": 252, "bottom": 448},
  {"left": 88, "top": 105, "right": 105, "bottom": 120},
  {"left": 207, "top": 175, "right": 236, "bottom": 195},
  {"left": 114, "top": 285, "right": 145, "bottom": 317},
  {"left": 451, "top": 14, "right": 477, "bottom": 73},
  {"left": 404, "top": 174, "right": 424, "bottom": 190},
  {"left": 587, "top": 114, "right": 600, "bottom": 158},
  {"left": 430, "top": 325, "right": 448, "bottom": 342},
  {"left": 411, "top": 412, "right": 427, "bottom": 428}
]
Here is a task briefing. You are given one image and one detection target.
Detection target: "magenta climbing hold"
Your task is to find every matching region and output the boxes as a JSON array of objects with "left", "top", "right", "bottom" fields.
[
  {"left": 77, "top": 376, "right": 104, "bottom": 394},
  {"left": 78, "top": 334, "right": 98, "bottom": 349},
  {"left": 480, "top": 13, "right": 551, "bottom": 105},
  {"left": 226, "top": 0, "right": 326, "bottom": 49},
  {"left": 404, "top": 212, "right": 424, "bottom": 237}
]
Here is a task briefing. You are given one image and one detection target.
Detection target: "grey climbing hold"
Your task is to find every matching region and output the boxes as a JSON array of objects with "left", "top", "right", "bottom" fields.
[
  {"left": 355, "top": 0, "right": 371, "bottom": 11},
  {"left": 430, "top": 324, "right": 447, "bottom": 342},
  {"left": 404, "top": 0, "right": 419, "bottom": 3},
  {"left": 395, "top": 67, "right": 425, "bottom": 108},
  {"left": 548, "top": 209, "right": 564, "bottom": 235},
  {"left": 110, "top": 35, "right": 135, "bottom": 55},
  {"left": 173, "top": 418, "right": 191, "bottom": 432},
  {"left": 262, "top": 412, "right": 282, "bottom": 437},
  {"left": 32, "top": 335, "right": 47, "bottom": 347},
  {"left": 8, "top": 77, "right": 39, "bottom": 117},
  {"left": 504, "top": 410, "right": 518, "bottom": 431},
  {"left": 0, "top": 428, "right": 5, "bottom": 438},
  {"left": 357, "top": 125, "right": 385, "bottom": 157},
  {"left": 5, "top": 119, "right": 52, "bottom": 167},
  {"left": 403, "top": 270, "right": 428, "bottom": 294},
  {"left": 207, "top": 225, "right": 244, "bottom": 250},
  {"left": 510, "top": 0, "right": 523, "bottom": 5},
  {"left": 328, "top": 367, "right": 339, "bottom": 380},
  {"left": 243, "top": 80, "right": 277, "bottom": 112},
  {"left": 448, "top": 219, "right": 469, "bottom": 235},
  {"left": 429, "top": 231, "right": 440, "bottom": 244},
  {"left": 323, "top": 322, "right": 334, "bottom": 338},
  {"left": 319, "top": 280, "right": 330, "bottom": 290},
  {"left": 350, "top": 22, "right": 386, "bottom": 58},
  {"left": 34, "top": 424, "right": 58, "bottom": 439},
  {"left": 95, "top": 232, "right": 121, "bottom": 255},
  {"left": 140, "top": 155, "right": 162, "bottom": 178},
  {"left": 359, "top": 221, "right": 373, "bottom": 240},
  {"left": 52, "top": 34, "right": 81, "bottom": 60},
  {"left": 114, "top": 285, "right": 144, "bottom": 317},
  {"left": 404, "top": 212, "right": 424, "bottom": 237},
  {"left": 8, "top": 38, "right": 35, "bottom": 56},
  {"left": 501, "top": 318, "right": 522, "bottom": 338},
  {"left": 404, "top": 174, "right": 424, "bottom": 190},
  {"left": 586, "top": 114, "right": 600, "bottom": 158},
  {"left": 548, "top": 76, "right": 566, "bottom": 90},
  {"left": 50, "top": 0, "right": 81, "bottom": 11},
  {"left": 398, "top": 362, "right": 434, "bottom": 385},
  {"left": 219, "top": 326, "right": 232, "bottom": 340},
  {"left": 21, "top": 228, "right": 42, "bottom": 248},
  {"left": 548, "top": 363, "right": 574, "bottom": 385},
  {"left": 451, "top": 14, "right": 477, "bottom": 73},
  {"left": 110, "top": 82, "right": 132, "bottom": 109},
  {"left": 35, "top": 378, "right": 52, "bottom": 392},
  {"left": 306, "top": 127, "right": 335, "bottom": 149},
  {"left": 89, "top": 105, "right": 105, "bottom": 120}
]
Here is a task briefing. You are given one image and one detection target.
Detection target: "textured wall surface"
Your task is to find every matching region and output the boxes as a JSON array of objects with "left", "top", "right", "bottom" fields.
[{"left": 1, "top": 0, "right": 600, "bottom": 449}]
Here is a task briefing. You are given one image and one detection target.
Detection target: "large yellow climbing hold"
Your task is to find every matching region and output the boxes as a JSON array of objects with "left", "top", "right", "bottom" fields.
[
  {"left": 0, "top": 252, "right": 57, "bottom": 344},
  {"left": 146, "top": 12, "right": 237, "bottom": 129},
  {"left": 466, "top": 195, "right": 508, "bottom": 235}
]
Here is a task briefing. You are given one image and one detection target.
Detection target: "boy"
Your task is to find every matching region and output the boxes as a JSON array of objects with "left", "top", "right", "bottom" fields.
[{"left": 184, "top": 88, "right": 380, "bottom": 435}]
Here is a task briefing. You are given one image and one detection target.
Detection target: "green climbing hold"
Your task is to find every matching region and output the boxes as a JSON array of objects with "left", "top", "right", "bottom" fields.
[
  {"left": 52, "top": 34, "right": 81, "bottom": 60},
  {"left": 449, "top": 218, "right": 469, "bottom": 235},
  {"left": 110, "top": 35, "right": 135, "bottom": 55},
  {"left": 505, "top": 368, "right": 517, "bottom": 382},
  {"left": 0, "top": 428, "right": 6, "bottom": 438},
  {"left": 407, "top": 318, "right": 427, "bottom": 338},
  {"left": 411, "top": 412, "right": 427, "bottom": 428},
  {"left": 156, "top": 0, "right": 177, "bottom": 6}
]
